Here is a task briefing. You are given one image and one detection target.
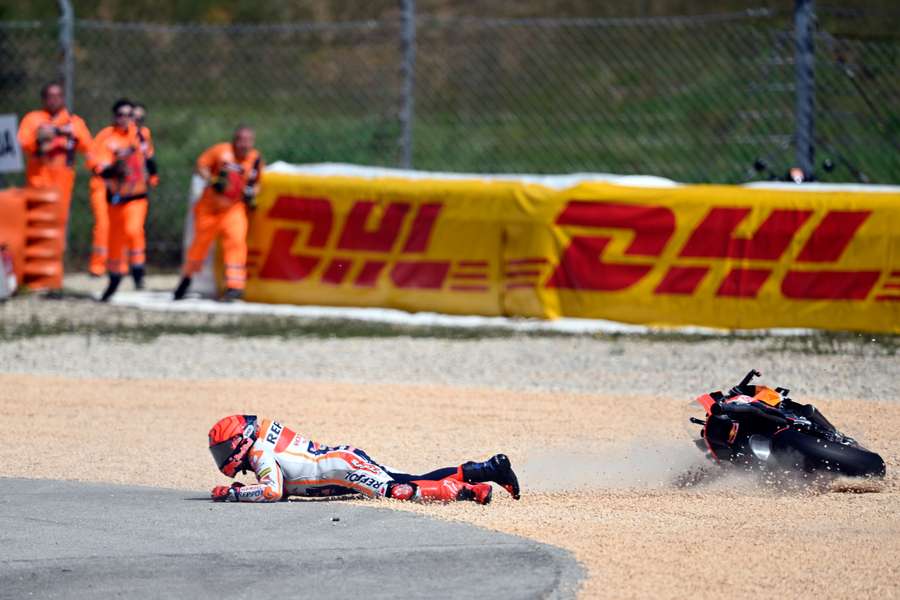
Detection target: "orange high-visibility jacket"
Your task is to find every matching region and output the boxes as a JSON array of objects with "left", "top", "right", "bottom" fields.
[
  {"left": 92, "top": 124, "right": 156, "bottom": 181},
  {"left": 17, "top": 108, "right": 92, "bottom": 181},
  {"left": 88, "top": 123, "right": 150, "bottom": 203},
  {"left": 197, "top": 142, "right": 264, "bottom": 209}
]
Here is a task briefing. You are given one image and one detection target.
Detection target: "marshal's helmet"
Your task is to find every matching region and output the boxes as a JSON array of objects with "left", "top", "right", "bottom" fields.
[{"left": 208, "top": 415, "right": 259, "bottom": 477}]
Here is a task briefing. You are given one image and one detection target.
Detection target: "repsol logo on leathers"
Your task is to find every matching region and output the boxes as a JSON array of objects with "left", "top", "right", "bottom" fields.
[
  {"left": 345, "top": 472, "right": 385, "bottom": 492},
  {"left": 266, "top": 421, "right": 283, "bottom": 444}
]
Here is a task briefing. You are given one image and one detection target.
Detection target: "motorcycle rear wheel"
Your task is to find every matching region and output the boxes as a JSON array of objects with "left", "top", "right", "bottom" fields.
[{"left": 772, "top": 430, "right": 886, "bottom": 478}]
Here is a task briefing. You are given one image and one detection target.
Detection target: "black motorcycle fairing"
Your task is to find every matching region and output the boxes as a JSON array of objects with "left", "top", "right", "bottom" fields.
[
  {"left": 780, "top": 399, "right": 837, "bottom": 433},
  {"left": 703, "top": 414, "right": 737, "bottom": 460},
  {"left": 719, "top": 401, "right": 788, "bottom": 432},
  {"left": 705, "top": 414, "right": 734, "bottom": 444}
]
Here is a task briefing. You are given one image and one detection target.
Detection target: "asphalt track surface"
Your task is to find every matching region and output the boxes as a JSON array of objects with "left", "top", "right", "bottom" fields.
[{"left": 0, "top": 478, "right": 582, "bottom": 600}]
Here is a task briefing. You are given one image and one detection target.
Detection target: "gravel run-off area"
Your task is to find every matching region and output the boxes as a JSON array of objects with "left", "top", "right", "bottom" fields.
[{"left": 2, "top": 274, "right": 899, "bottom": 599}]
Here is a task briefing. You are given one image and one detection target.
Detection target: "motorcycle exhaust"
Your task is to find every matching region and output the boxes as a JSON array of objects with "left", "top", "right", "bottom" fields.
[{"left": 748, "top": 435, "right": 772, "bottom": 463}]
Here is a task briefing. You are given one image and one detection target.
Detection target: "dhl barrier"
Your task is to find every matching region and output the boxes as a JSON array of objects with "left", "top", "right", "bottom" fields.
[
  {"left": 245, "top": 168, "right": 900, "bottom": 333},
  {"left": 0, "top": 187, "right": 64, "bottom": 290}
]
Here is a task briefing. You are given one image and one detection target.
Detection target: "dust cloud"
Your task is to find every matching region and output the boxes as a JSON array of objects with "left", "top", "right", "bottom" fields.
[
  {"left": 520, "top": 441, "right": 887, "bottom": 494},
  {"left": 520, "top": 441, "right": 708, "bottom": 491}
]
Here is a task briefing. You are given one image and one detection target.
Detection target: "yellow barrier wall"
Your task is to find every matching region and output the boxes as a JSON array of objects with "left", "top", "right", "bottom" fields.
[{"left": 246, "top": 171, "right": 900, "bottom": 333}]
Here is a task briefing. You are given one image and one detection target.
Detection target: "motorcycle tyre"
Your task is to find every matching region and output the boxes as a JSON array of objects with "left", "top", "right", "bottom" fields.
[{"left": 772, "top": 430, "right": 886, "bottom": 478}]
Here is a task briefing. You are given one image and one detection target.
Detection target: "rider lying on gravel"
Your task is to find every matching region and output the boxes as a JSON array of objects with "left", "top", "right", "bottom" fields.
[{"left": 208, "top": 415, "right": 520, "bottom": 504}]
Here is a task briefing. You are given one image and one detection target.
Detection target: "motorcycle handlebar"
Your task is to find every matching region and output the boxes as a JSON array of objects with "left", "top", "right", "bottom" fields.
[{"left": 738, "top": 370, "right": 761, "bottom": 388}]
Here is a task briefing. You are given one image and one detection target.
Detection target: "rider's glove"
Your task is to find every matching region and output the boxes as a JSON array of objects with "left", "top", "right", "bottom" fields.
[
  {"left": 211, "top": 485, "right": 231, "bottom": 501},
  {"left": 211, "top": 482, "right": 244, "bottom": 502}
]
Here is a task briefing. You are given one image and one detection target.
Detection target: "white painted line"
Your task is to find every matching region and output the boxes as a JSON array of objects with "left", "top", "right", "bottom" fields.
[{"left": 107, "top": 290, "right": 815, "bottom": 337}]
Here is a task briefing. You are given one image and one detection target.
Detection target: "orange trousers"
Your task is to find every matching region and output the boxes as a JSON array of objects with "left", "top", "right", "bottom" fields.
[
  {"left": 183, "top": 199, "right": 248, "bottom": 290},
  {"left": 88, "top": 177, "right": 109, "bottom": 275},
  {"left": 107, "top": 199, "right": 147, "bottom": 275}
]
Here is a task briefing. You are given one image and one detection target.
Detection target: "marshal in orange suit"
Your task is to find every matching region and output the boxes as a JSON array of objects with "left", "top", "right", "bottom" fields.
[
  {"left": 87, "top": 100, "right": 158, "bottom": 277},
  {"left": 17, "top": 82, "right": 92, "bottom": 280},
  {"left": 88, "top": 98, "right": 154, "bottom": 302},
  {"left": 173, "top": 126, "right": 263, "bottom": 302}
]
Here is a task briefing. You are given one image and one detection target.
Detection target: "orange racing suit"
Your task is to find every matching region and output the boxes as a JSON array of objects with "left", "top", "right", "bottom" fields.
[
  {"left": 17, "top": 108, "right": 92, "bottom": 237},
  {"left": 88, "top": 123, "right": 151, "bottom": 276},
  {"left": 182, "top": 142, "right": 263, "bottom": 291}
]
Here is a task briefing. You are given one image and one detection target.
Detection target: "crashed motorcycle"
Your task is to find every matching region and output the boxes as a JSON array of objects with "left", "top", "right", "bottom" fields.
[{"left": 689, "top": 370, "right": 886, "bottom": 478}]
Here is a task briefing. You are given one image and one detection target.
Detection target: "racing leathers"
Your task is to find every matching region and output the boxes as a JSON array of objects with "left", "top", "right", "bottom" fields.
[{"left": 212, "top": 418, "right": 518, "bottom": 504}]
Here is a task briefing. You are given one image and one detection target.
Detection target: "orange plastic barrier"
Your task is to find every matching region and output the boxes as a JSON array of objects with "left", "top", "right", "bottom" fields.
[
  {"left": 0, "top": 188, "right": 27, "bottom": 284},
  {"left": 23, "top": 187, "right": 64, "bottom": 289},
  {"left": 0, "top": 187, "right": 64, "bottom": 290}
]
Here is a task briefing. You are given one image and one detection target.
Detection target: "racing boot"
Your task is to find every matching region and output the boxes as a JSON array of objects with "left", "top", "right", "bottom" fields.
[
  {"left": 458, "top": 454, "right": 520, "bottom": 500},
  {"left": 412, "top": 478, "right": 492, "bottom": 505},
  {"left": 99, "top": 273, "right": 122, "bottom": 303},
  {"left": 173, "top": 276, "right": 191, "bottom": 300}
]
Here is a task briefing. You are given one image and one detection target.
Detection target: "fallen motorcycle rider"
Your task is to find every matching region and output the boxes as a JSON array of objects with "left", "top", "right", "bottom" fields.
[{"left": 208, "top": 415, "right": 521, "bottom": 504}]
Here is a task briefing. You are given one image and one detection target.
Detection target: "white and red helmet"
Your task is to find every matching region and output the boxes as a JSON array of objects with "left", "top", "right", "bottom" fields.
[{"left": 208, "top": 415, "right": 258, "bottom": 477}]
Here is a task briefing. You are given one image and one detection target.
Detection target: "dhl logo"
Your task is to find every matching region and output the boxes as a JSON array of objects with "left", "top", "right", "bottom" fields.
[
  {"left": 250, "top": 196, "right": 900, "bottom": 303},
  {"left": 547, "top": 201, "right": 898, "bottom": 302},
  {"left": 249, "top": 195, "right": 486, "bottom": 292}
]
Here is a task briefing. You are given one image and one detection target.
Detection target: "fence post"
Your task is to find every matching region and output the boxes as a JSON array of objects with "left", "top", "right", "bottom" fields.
[
  {"left": 399, "top": 0, "right": 416, "bottom": 169},
  {"left": 794, "top": 0, "right": 815, "bottom": 178},
  {"left": 57, "top": 0, "right": 74, "bottom": 110}
]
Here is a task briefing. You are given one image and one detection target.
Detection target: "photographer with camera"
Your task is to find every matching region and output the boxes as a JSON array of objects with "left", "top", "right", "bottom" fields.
[
  {"left": 87, "top": 99, "right": 158, "bottom": 279},
  {"left": 17, "top": 82, "right": 93, "bottom": 285},
  {"left": 88, "top": 99, "right": 154, "bottom": 302},
  {"left": 173, "top": 126, "right": 263, "bottom": 302}
]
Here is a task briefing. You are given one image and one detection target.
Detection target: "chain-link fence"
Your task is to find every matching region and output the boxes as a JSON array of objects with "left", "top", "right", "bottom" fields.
[{"left": 1, "top": 5, "right": 898, "bottom": 267}]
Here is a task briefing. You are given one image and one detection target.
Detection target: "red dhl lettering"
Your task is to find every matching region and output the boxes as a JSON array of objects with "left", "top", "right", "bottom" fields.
[
  {"left": 679, "top": 207, "right": 813, "bottom": 260},
  {"left": 547, "top": 201, "right": 881, "bottom": 301},
  {"left": 257, "top": 195, "right": 453, "bottom": 290},
  {"left": 254, "top": 196, "right": 889, "bottom": 302},
  {"left": 546, "top": 201, "right": 676, "bottom": 291}
]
